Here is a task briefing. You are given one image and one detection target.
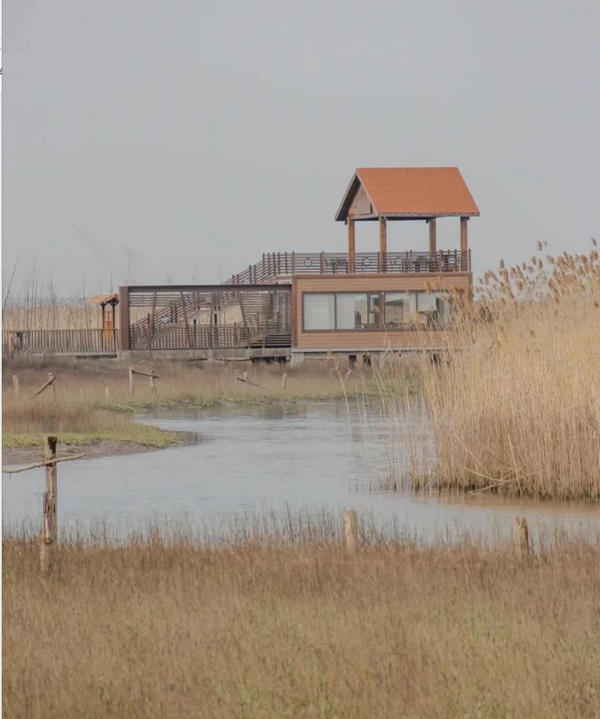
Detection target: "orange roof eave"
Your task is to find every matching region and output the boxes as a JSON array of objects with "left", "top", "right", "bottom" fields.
[{"left": 335, "top": 167, "right": 480, "bottom": 221}]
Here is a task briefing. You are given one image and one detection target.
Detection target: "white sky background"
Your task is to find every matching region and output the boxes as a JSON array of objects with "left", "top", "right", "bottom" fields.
[{"left": 3, "top": 0, "right": 600, "bottom": 295}]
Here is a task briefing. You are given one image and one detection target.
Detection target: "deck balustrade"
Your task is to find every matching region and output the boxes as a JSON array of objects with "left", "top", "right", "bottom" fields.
[{"left": 224, "top": 250, "right": 470, "bottom": 285}]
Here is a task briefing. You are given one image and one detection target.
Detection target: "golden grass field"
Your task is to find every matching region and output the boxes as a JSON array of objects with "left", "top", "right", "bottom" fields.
[{"left": 3, "top": 523, "right": 600, "bottom": 719}]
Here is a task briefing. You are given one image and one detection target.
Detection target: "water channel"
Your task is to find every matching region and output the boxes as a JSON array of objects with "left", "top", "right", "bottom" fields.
[{"left": 3, "top": 402, "right": 599, "bottom": 541}]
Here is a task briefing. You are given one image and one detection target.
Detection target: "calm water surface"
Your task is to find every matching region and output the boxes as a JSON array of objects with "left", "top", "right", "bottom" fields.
[{"left": 3, "top": 402, "right": 599, "bottom": 540}]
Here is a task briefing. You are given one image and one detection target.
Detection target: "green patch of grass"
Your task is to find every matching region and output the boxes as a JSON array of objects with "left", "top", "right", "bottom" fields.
[
  {"left": 96, "top": 390, "right": 353, "bottom": 413},
  {"left": 2, "top": 423, "right": 180, "bottom": 450}
]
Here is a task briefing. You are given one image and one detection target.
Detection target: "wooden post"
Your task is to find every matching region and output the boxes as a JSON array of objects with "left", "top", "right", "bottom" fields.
[
  {"left": 105, "top": 386, "right": 110, "bottom": 401},
  {"left": 40, "top": 436, "right": 58, "bottom": 575},
  {"left": 460, "top": 217, "right": 469, "bottom": 271},
  {"left": 118, "top": 286, "right": 131, "bottom": 351},
  {"left": 149, "top": 369, "right": 156, "bottom": 395},
  {"left": 49, "top": 373, "right": 56, "bottom": 400},
  {"left": 243, "top": 371, "right": 249, "bottom": 384},
  {"left": 12, "top": 374, "right": 19, "bottom": 395},
  {"left": 128, "top": 367, "right": 134, "bottom": 396},
  {"left": 379, "top": 216, "right": 387, "bottom": 272},
  {"left": 429, "top": 218, "right": 437, "bottom": 256},
  {"left": 343, "top": 510, "right": 358, "bottom": 553},
  {"left": 513, "top": 516, "right": 531, "bottom": 560},
  {"left": 348, "top": 218, "right": 356, "bottom": 274},
  {"left": 282, "top": 373, "right": 288, "bottom": 391}
]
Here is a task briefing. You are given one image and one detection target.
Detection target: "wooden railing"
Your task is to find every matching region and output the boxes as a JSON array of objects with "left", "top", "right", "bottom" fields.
[
  {"left": 2, "top": 329, "right": 119, "bottom": 355},
  {"left": 224, "top": 250, "right": 471, "bottom": 284}
]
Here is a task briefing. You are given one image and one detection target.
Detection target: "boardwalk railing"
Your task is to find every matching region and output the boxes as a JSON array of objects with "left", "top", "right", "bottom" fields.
[
  {"left": 223, "top": 250, "right": 471, "bottom": 285},
  {"left": 2, "top": 329, "right": 119, "bottom": 355}
]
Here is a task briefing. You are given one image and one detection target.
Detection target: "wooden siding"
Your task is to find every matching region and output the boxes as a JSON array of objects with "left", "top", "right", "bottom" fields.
[
  {"left": 349, "top": 185, "right": 372, "bottom": 216},
  {"left": 292, "top": 273, "right": 470, "bottom": 350}
]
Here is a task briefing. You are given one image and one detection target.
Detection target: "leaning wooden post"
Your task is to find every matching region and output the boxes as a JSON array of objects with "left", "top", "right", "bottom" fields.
[
  {"left": 49, "top": 373, "right": 56, "bottom": 400},
  {"left": 281, "top": 373, "right": 288, "bottom": 391},
  {"left": 344, "top": 510, "right": 358, "bottom": 553},
  {"left": 513, "top": 516, "right": 531, "bottom": 560},
  {"left": 40, "top": 436, "right": 58, "bottom": 575},
  {"left": 128, "top": 367, "right": 134, "bottom": 397},
  {"left": 12, "top": 374, "right": 19, "bottom": 395}
]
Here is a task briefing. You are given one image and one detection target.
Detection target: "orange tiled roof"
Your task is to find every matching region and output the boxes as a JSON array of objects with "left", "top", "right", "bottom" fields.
[{"left": 336, "top": 167, "right": 479, "bottom": 219}]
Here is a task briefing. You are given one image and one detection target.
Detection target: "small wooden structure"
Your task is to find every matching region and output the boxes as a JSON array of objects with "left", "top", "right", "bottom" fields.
[
  {"left": 87, "top": 293, "right": 119, "bottom": 338},
  {"left": 335, "top": 167, "right": 479, "bottom": 273}
]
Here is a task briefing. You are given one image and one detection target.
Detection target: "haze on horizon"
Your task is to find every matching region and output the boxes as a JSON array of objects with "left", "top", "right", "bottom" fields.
[{"left": 3, "top": 0, "right": 599, "bottom": 297}]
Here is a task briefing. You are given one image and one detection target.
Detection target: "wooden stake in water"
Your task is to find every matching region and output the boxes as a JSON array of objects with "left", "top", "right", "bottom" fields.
[
  {"left": 282, "top": 373, "right": 288, "bottom": 391},
  {"left": 344, "top": 510, "right": 358, "bottom": 553},
  {"left": 513, "top": 516, "right": 531, "bottom": 560},
  {"left": 40, "top": 436, "right": 58, "bottom": 575},
  {"left": 12, "top": 374, "right": 19, "bottom": 395}
]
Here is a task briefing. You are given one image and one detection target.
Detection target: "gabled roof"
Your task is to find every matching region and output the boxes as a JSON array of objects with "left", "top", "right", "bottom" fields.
[{"left": 335, "top": 167, "right": 480, "bottom": 221}]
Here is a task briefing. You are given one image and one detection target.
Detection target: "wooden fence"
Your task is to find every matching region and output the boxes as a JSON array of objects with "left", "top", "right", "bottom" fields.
[{"left": 2, "top": 329, "right": 119, "bottom": 356}]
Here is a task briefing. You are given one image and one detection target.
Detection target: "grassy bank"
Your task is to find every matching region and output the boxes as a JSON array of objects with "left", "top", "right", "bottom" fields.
[
  {"left": 2, "top": 357, "right": 381, "bottom": 456},
  {"left": 375, "top": 245, "right": 600, "bottom": 500},
  {"left": 3, "top": 523, "right": 600, "bottom": 719}
]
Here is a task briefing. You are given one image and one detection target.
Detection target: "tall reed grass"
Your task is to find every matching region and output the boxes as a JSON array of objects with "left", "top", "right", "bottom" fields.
[
  {"left": 386, "top": 244, "right": 600, "bottom": 499},
  {"left": 3, "top": 522, "right": 600, "bottom": 719}
]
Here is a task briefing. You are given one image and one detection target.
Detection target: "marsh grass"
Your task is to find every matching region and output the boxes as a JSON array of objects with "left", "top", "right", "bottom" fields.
[
  {"left": 3, "top": 520, "right": 600, "bottom": 719},
  {"left": 371, "top": 244, "right": 600, "bottom": 499},
  {"left": 2, "top": 357, "right": 383, "bottom": 451}
]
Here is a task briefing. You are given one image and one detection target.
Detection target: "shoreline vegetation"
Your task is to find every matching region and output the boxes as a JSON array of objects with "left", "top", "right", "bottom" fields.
[
  {"left": 3, "top": 520, "right": 600, "bottom": 719},
  {"left": 368, "top": 244, "right": 600, "bottom": 500},
  {"left": 2, "top": 358, "right": 387, "bottom": 462}
]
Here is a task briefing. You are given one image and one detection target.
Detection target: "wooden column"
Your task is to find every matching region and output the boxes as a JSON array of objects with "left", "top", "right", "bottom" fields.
[
  {"left": 460, "top": 217, "right": 469, "bottom": 271},
  {"left": 347, "top": 218, "right": 356, "bottom": 274},
  {"left": 429, "top": 218, "right": 437, "bottom": 255},
  {"left": 118, "top": 286, "right": 131, "bottom": 351},
  {"left": 379, "top": 216, "right": 387, "bottom": 272}
]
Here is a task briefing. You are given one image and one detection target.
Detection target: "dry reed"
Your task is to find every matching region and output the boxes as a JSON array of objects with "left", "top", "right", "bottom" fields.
[
  {"left": 3, "top": 522, "right": 600, "bottom": 719},
  {"left": 393, "top": 244, "right": 600, "bottom": 499}
]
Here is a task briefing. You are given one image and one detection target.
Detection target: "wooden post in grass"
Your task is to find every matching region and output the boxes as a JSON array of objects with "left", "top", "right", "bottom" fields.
[
  {"left": 344, "top": 510, "right": 358, "bottom": 553},
  {"left": 513, "top": 516, "right": 531, "bottom": 560},
  {"left": 282, "top": 373, "right": 288, "bottom": 391},
  {"left": 129, "top": 367, "right": 135, "bottom": 397},
  {"left": 33, "top": 373, "right": 56, "bottom": 399},
  {"left": 40, "top": 436, "right": 58, "bottom": 575},
  {"left": 12, "top": 375, "right": 19, "bottom": 395}
]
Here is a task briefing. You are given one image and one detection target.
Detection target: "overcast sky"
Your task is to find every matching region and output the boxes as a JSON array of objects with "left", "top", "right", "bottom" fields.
[{"left": 4, "top": 0, "right": 599, "bottom": 295}]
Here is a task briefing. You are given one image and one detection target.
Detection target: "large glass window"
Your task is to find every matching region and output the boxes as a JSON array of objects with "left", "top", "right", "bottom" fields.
[
  {"left": 303, "top": 291, "right": 454, "bottom": 330},
  {"left": 384, "top": 292, "right": 410, "bottom": 328},
  {"left": 303, "top": 294, "right": 335, "bottom": 330},
  {"left": 303, "top": 293, "right": 381, "bottom": 330},
  {"left": 385, "top": 291, "right": 451, "bottom": 329}
]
